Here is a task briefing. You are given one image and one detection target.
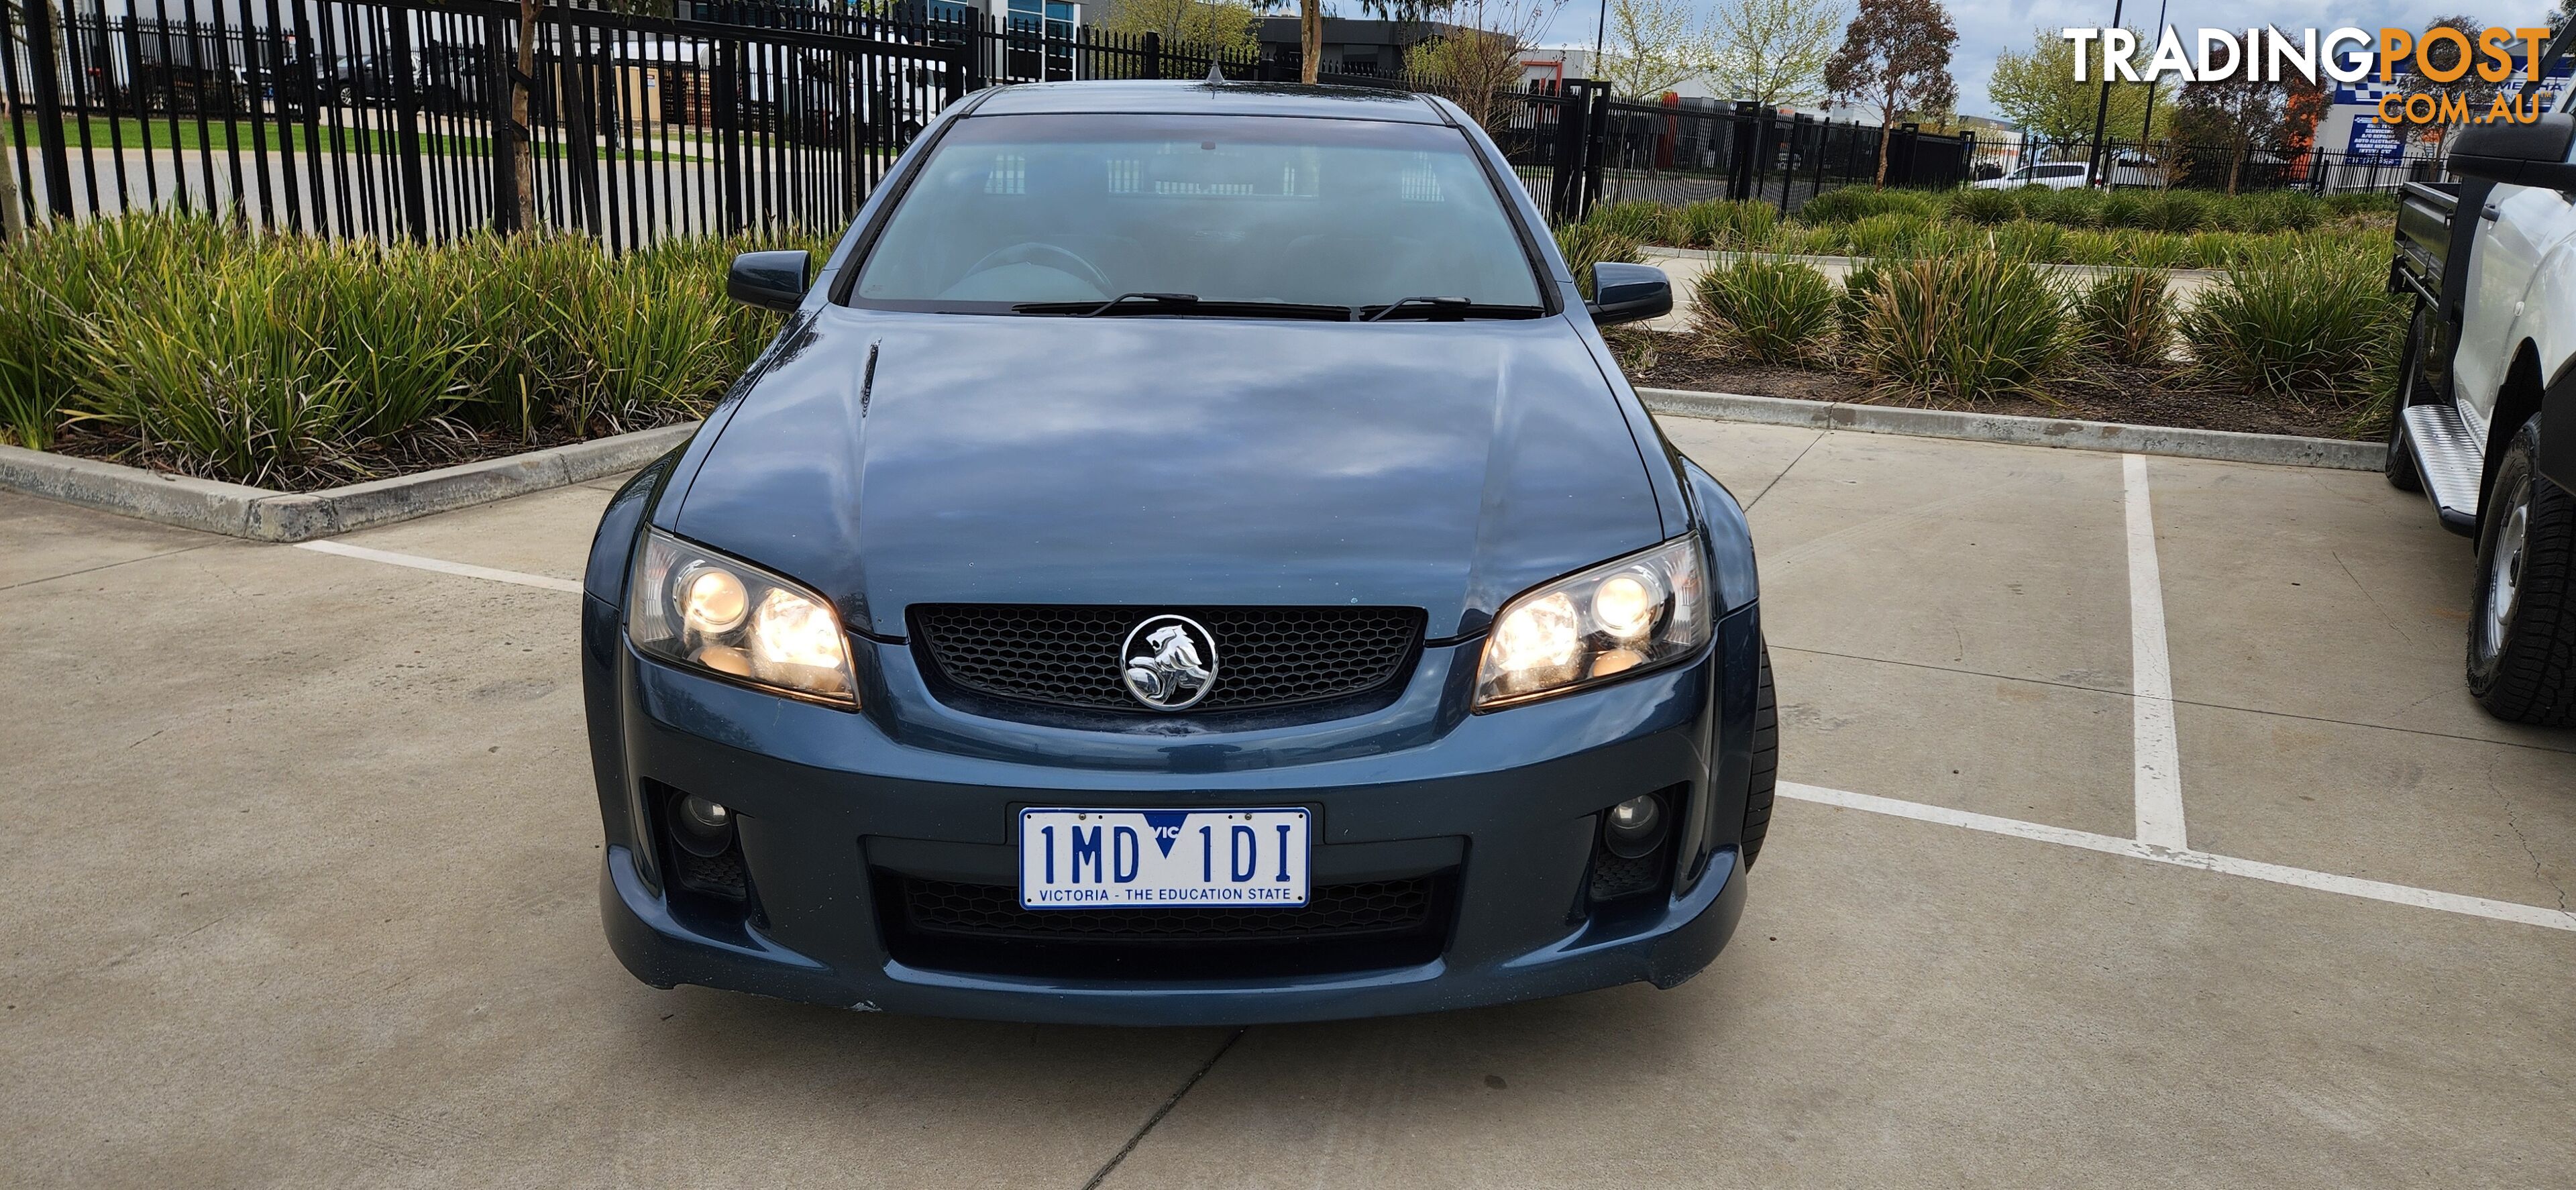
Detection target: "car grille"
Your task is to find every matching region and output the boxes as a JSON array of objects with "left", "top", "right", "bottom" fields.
[
  {"left": 910, "top": 604, "right": 1425, "bottom": 712},
  {"left": 899, "top": 876, "right": 1438, "bottom": 941}
]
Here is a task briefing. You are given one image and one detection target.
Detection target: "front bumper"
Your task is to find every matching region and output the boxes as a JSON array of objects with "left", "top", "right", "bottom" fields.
[{"left": 582, "top": 594, "right": 1764, "bottom": 1026}]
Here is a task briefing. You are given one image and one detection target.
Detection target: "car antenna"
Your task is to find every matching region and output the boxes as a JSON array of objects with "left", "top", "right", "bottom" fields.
[{"left": 1205, "top": 60, "right": 1225, "bottom": 86}]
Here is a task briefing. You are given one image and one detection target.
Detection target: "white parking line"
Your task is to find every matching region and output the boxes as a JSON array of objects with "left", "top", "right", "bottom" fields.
[
  {"left": 292, "top": 540, "right": 583, "bottom": 594},
  {"left": 1781, "top": 781, "right": 2576, "bottom": 934},
  {"left": 2123, "top": 454, "right": 2190, "bottom": 850},
  {"left": 288, "top": 537, "right": 2576, "bottom": 936}
]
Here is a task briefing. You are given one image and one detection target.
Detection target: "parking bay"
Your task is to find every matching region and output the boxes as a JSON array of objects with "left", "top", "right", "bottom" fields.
[{"left": 2, "top": 415, "right": 2570, "bottom": 1187}]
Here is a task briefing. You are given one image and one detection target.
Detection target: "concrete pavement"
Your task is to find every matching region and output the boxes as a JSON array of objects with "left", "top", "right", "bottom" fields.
[{"left": 2, "top": 414, "right": 2569, "bottom": 1187}]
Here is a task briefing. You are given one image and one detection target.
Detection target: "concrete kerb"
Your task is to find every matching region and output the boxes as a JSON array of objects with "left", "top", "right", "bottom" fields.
[
  {"left": 1640, "top": 387, "right": 2383, "bottom": 471},
  {"left": 0, "top": 422, "right": 697, "bottom": 543}
]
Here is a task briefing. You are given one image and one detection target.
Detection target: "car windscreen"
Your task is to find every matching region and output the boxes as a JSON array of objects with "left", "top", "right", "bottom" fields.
[{"left": 848, "top": 113, "right": 1547, "bottom": 315}]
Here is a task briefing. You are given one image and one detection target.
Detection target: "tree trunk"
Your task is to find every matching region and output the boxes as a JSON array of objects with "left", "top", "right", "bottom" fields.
[
  {"left": 515, "top": 0, "right": 539, "bottom": 232},
  {"left": 1299, "top": 0, "right": 1321, "bottom": 84},
  {"left": 1872, "top": 87, "right": 1895, "bottom": 188}
]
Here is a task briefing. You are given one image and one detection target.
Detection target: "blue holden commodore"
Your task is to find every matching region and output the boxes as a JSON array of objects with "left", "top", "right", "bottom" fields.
[{"left": 582, "top": 80, "right": 1774, "bottom": 1025}]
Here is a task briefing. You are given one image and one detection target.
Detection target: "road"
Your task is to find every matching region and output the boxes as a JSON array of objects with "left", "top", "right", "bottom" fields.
[{"left": 3, "top": 414, "right": 2569, "bottom": 1187}]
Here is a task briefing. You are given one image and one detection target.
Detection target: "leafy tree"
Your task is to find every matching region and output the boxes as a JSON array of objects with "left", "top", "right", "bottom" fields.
[
  {"left": 1599, "top": 0, "right": 1709, "bottom": 99},
  {"left": 1707, "top": 0, "right": 1840, "bottom": 109},
  {"left": 2398, "top": 15, "right": 2506, "bottom": 150},
  {"left": 1823, "top": 0, "right": 1956, "bottom": 186},
  {"left": 1986, "top": 26, "right": 2169, "bottom": 146},
  {"left": 1099, "top": 0, "right": 1265, "bottom": 58},
  {"left": 2170, "top": 77, "right": 2286, "bottom": 195}
]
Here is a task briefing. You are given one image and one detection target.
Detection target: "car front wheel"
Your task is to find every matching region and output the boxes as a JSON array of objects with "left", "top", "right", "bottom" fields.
[{"left": 2467, "top": 415, "right": 2576, "bottom": 724}]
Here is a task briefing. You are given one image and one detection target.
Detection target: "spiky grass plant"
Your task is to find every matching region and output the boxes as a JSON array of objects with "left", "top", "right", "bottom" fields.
[
  {"left": 2072, "top": 270, "right": 2175, "bottom": 366},
  {"left": 1555, "top": 221, "right": 1642, "bottom": 297},
  {"left": 1663, "top": 199, "right": 1777, "bottom": 250},
  {"left": 1689, "top": 257, "right": 1839, "bottom": 365},
  {"left": 2178, "top": 241, "right": 2402, "bottom": 404},
  {"left": 1850, "top": 252, "right": 2071, "bottom": 404}
]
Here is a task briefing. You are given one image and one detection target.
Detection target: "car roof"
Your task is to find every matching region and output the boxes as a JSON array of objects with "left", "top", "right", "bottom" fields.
[{"left": 967, "top": 80, "right": 1451, "bottom": 124}]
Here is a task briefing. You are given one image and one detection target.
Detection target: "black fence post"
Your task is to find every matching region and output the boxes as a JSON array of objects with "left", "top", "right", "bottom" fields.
[
  {"left": 1143, "top": 30, "right": 1159, "bottom": 80},
  {"left": 388, "top": 9, "right": 429, "bottom": 241},
  {"left": 1547, "top": 83, "right": 1587, "bottom": 223},
  {"left": 486, "top": 13, "right": 517, "bottom": 233},
  {"left": 714, "top": 36, "right": 741, "bottom": 233},
  {"left": 21, "top": 0, "right": 74, "bottom": 220}
]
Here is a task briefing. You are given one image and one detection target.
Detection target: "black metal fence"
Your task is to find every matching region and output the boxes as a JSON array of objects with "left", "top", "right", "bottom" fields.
[
  {"left": 1973, "top": 133, "right": 2449, "bottom": 195},
  {"left": 0, "top": 0, "right": 1280, "bottom": 246},
  {"left": 4, "top": 0, "right": 1977, "bottom": 244},
  {"left": 1587, "top": 97, "right": 1974, "bottom": 217}
]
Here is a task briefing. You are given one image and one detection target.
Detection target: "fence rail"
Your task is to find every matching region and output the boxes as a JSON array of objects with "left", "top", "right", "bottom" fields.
[
  {"left": 1973, "top": 133, "right": 2449, "bottom": 194},
  {"left": 3, "top": 0, "right": 1990, "bottom": 246}
]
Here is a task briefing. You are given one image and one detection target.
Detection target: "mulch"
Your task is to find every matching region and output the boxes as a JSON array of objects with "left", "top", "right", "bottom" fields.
[{"left": 1613, "top": 334, "right": 2376, "bottom": 443}]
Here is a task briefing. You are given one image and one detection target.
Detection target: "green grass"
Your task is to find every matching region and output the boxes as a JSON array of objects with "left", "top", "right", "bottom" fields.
[{"left": 0, "top": 213, "right": 828, "bottom": 485}]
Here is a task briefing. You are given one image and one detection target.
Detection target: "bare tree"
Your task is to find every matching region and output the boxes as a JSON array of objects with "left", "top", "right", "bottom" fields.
[
  {"left": 1102, "top": 0, "right": 1265, "bottom": 57},
  {"left": 1822, "top": 0, "right": 1955, "bottom": 186},
  {"left": 1707, "top": 0, "right": 1839, "bottom": 110},
  {"left": 1405, "top": 0, "right": 1561, "bottom": 129},
  {"left": 1599, "top": 0, "right": 1707, "bottom": 100}
]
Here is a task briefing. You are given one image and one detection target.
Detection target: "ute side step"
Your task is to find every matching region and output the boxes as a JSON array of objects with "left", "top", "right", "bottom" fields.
[{"left": 2404, "top": 403, "right": 2484, "bottom": 535}]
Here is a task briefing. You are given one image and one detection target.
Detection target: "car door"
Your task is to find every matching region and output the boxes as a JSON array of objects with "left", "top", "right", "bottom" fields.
[{"left": 2456, "top": 82, "right": 2576, "bottom": 439}]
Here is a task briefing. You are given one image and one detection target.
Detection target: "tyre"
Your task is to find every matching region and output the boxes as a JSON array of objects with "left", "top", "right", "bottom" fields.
[
  {"left": 1741, "top": 639, "right": 1778, "bottom": 868},
  {"left": 2467, "top": 415, "right": 2576, "bottom": 724},
  {"left": 2387, "top": 301, "right": 2425, "bottom": 492}
]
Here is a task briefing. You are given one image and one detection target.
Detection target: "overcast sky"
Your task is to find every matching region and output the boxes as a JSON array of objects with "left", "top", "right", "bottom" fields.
[{"left": 1525, "top": 0, "right": 2555, "bottom": 119}]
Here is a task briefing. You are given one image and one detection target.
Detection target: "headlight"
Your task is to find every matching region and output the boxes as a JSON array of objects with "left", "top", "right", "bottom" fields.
[
  {"left": 628, "top": 528, "right": 859, "bottom": 707},
  {"left": 1473, "top": 534, "right": 1709, "bottom": 710}
]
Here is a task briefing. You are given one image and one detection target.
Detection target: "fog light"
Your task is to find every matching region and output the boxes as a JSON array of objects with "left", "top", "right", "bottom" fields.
[
  {"left": 1603, "top": 793, "right": 1666, "bottom": 859},
  {"left": 674, "top": 794, "right": 735, "bottom": 858}
]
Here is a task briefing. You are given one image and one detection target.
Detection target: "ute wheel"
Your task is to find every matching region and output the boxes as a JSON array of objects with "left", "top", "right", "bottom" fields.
[
  {"left": 1741, "top": 640, "right": 1778, "bottom": 867},
  {"left": 2467, "top": 415, "right": 2576, "bottom": 725},
  {"left": 2386, "top": 302, "right": 2425, "bottom": 492}
]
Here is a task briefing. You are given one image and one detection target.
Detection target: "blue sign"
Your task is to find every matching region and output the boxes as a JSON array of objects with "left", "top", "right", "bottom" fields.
[{"left": 2349, "top": 115, "right": 2404, "bottom": 164}]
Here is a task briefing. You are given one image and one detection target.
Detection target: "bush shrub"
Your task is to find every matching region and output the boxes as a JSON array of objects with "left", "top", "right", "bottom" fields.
[
  {"left": 1690, "top": 258, "right": 1839, "bottom": 364},
  {"left": 1948, "top": 188, "right": 2019, "bottom": 225},
  {"left": 1584, "top": 201, "right": 1670, "bottom": 242},
  {"left": 1664, "top": 199, "right": 1777, "bottom": 249},
  {"left": 3, "top": 214, "right": 823, "bottom": 485},
  {"left": 1850, "top": 252, "right": 2070, "bottom": 403},
  {"left": 2179, "top": 241, "right": 2402, "bottom": 404},
  {"left": 2137, "top": 191, "right": 2212, "bottom": 233},
  {"left": 2072, "top": 270, "right": 2175, "bottom": 366},
  {"left": 1796, "top": 186, "right": 1941, "bottom": 224},
  {"left": 1555, "top": 221, "right": 1642, "bottom": 296},
  {"left": 2098, "top": 193, "right": 2147, "bottom": 229}
]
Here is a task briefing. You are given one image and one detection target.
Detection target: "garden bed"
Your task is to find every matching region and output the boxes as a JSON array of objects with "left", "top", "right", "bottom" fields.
[
  {"left": 0, "top": 214, "right": 826, "bottom": 492},
  {"left": 1616, "top": 347, "right": 2369, "bottom": 442}
]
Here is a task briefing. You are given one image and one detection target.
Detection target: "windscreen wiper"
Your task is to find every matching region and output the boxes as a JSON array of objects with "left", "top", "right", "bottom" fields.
[
  {"left": 1362, "top": 297, "right": 1546, "bottom": 321},
  {"left": 1010, "top": 293, "right": 1354, "bottom": 321},
  {"left": 1007, "top": 291, "right": 1200, "bottom": 317}
]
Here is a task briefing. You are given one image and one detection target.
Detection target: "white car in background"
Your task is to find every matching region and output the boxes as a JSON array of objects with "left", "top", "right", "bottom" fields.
[{"left": 1974, "top": 162, "right": 2091, "bottom": 190}]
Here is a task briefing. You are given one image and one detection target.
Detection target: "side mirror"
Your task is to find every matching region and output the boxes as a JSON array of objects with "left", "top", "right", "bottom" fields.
[
  {"left": 1586, "top": 262, "right": 1672, "bottom": 326},
  {"left": 727, "top": 250, "right": 811, "bottom": 312},
  {"left": 2449, "top": 113, "right": 2576, "bottom": 188}
]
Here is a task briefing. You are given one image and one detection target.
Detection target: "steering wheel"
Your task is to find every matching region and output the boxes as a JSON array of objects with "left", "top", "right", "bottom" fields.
[{"left": 960, "top": 241, "right": 1112, "bottom": 295}]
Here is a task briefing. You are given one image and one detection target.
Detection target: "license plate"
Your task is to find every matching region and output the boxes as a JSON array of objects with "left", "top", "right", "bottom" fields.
[{"left": 1017, "top": 808, "right": 1310, "bottom": 910}]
